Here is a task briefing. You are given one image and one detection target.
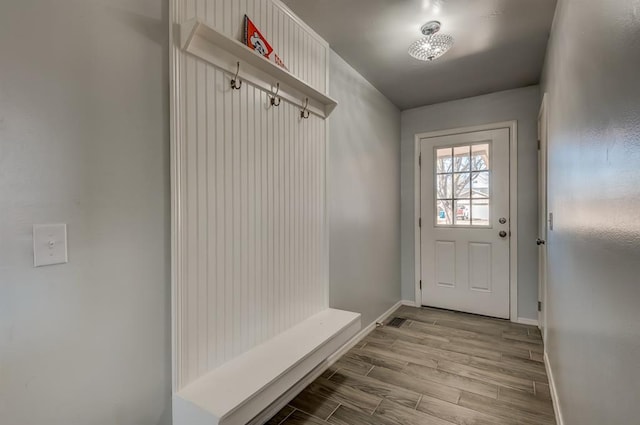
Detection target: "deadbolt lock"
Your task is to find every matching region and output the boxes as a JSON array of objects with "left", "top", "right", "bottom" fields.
[{"left": 499, "top": 217, "right": 507, "bottom": 224}]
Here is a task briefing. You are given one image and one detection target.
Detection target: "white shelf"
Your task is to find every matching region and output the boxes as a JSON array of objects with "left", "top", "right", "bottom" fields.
[
  {"left": 173, "top": 308, "right": 361, "bottom": 425},
  {"left": 180, "top": 19, "right": 337, "bottom": 118}
]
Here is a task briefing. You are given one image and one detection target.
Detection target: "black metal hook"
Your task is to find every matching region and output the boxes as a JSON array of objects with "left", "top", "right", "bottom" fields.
[
  {"left": 300, "top": 97, "right": 310, "bottom": 119},
  {"left": 230, "top": 62, "right": 242, "bottom": 90},
  {"left": 270, "top": 83, "right": 281, "bottom": 107}
]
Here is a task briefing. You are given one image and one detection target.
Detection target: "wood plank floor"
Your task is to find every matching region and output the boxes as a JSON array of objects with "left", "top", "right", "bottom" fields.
[{"left": 266, "top": 306, "right": 556, "bottom": 425}]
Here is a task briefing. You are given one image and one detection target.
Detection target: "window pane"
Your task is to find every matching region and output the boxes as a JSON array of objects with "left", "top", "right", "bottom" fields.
[
  {"left": 454, "top": 199, "right": 471, "bottom": 225},
  {"left": 453, "top": 145, "right": 470, "bottom": 172},
  {"left": 472, "top": 144, "right": 490, "bottom": 171},
  {"left": 453, "top": 172, "right": 471, "bottom": 198},
  {"left": 436, "top": 200, "right": 453, "bottom": 225},
  {"left": 471, "top": 172, "right": 490, "bottom": 198},
  {"left": 435, "top": 143, "right": 492, "bottom": 227},
  {"left": 472, "top": 199, "right": 490, "bottom": 226},
  {"left": 436, "top": 148, "right": 453, "bottom": 173},
  {"left": 436, "top": 174, "right": 453, "bottom": 199}
]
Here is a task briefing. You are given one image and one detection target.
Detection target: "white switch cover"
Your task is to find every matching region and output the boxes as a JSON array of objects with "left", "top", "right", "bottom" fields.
[{"left": 33, "top": 224, "right": 68, "bottom": 267}]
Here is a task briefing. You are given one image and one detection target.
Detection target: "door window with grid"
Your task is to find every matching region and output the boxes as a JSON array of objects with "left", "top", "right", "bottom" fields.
[{"left": 435, "top": 143, "right": 491, "bottom": 226}]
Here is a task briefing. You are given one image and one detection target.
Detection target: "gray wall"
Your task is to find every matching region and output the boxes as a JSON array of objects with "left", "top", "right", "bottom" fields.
[
  {"left": 0, "top": 1, "right": 171, "bottom": 424},
  {"left": 400, "top": 86, "right": 540, "bottom": 319},
  {"left": 541, "top": 0, "right": 640, "bottom": 423},
  {"left": 328, "top": 51, "right": 401, "bottom": 327}
]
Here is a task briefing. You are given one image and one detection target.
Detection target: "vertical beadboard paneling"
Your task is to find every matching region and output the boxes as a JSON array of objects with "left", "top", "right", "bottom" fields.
[
  {"left": 214, "top": 68, "right": 226, "bottom": 367},
  {"left": 172, "top": 0, "right": 330, "bottom": 388}
]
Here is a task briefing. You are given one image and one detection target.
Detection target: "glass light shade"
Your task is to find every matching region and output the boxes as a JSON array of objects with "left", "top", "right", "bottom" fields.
[{"left": 408, "top": 34, "right": 454, "bottom": 61}]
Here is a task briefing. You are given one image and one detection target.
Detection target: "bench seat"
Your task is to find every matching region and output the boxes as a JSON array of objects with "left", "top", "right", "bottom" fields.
[{"left": 173, "top": 308, "right": 361, "bottom": 425}]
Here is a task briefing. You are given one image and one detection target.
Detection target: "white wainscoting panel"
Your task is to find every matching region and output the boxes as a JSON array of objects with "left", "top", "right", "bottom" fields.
[{"left": 171, "top": 0, "right": 330, "bottom": 389}]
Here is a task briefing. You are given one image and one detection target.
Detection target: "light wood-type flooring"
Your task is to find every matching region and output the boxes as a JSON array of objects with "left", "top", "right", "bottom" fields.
[{"left": 266, "top": 305, "right": 555, "bottom": 425}]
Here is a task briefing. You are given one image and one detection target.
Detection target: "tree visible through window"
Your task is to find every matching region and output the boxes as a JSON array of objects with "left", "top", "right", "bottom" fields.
[{"left": 435, "top": 143, "right": 491, "bottom": 226}]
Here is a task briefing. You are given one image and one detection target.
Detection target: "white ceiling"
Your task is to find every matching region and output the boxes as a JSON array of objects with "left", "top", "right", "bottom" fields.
[{"left": 282, "top": 0, "right": 557, "bottom": 109}]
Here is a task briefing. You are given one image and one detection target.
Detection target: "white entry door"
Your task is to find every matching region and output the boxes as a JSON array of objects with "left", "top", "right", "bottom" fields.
[
  {"left": 420, "top": 128, "right": 511, "bottom": 318},
  {"left": 538, "top": 96, "right": 549, "bottom": 338}
]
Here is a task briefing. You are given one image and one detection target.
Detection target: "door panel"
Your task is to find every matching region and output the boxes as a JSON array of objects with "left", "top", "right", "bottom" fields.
[
  {"left": 435, "top": 241, "right": 456, "bottom": 287},
  {"left": 469, "top": 242, "right": 491, "bottom": 292},
  {"left": 420, "top": 128, "right": 510, "bottom": 319}
]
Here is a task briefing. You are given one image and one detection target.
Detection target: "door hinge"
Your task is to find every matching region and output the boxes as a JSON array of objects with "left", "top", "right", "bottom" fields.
[
  {"left": 419, "top": 217, "right": 422, "bottom": 227},
  {"left": 538, "top": 301, "right": 542, "bottom": 312},
  {"left": 419, "top": 154, "right": 421, "bottom": 167},
  {"left": 419, "top": 280, "right": 422, "bottom": 290}
]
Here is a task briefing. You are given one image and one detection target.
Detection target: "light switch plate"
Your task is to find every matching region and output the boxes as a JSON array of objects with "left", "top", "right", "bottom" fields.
[{"left": 33, "top": 224, "right": 68, "bottom": 267}]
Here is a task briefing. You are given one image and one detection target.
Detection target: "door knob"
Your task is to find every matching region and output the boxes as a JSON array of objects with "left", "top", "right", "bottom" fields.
[
  {"left": 499, "top": 231, "right": 507, "bottom": 238},
  {"left": 536, "top": 238, "right": 546, "bottom": 245}
]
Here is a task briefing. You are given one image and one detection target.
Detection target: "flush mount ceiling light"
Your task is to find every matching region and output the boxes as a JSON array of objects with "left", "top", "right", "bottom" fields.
[{"left": 408, "top": 20, "right": 454, "bottom": 61}]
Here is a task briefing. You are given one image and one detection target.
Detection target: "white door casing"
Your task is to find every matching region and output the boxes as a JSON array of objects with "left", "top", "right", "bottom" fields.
[{"left": 420, "top": 128, "right": 511, "bottom": 319}]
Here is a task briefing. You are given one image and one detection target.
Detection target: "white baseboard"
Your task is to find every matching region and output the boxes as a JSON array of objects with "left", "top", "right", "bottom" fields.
[
  {"left": 327, "top": 300, "right": 404, "bottom": 364},
  {"left": 544, "top": 351, "right": 564, "bottom": 425},
  {"left": 248, "top": 300, "right": 404, "bottom": 424},
  {"left": 401, "top": 299, "right": 417, "bottom": 307},
  {"left": 515, "top": 317, "right": 539, "bottom": 326}
]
